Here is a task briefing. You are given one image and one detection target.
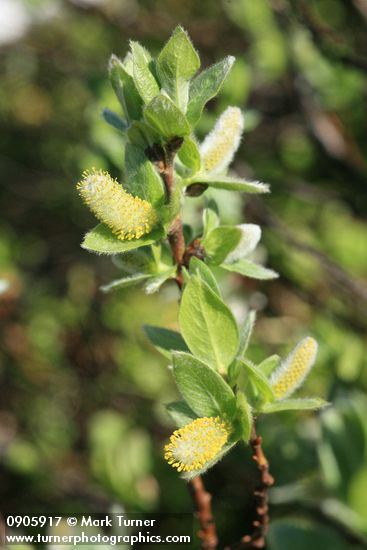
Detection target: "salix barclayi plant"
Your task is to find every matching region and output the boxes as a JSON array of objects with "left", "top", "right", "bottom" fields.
[{"left": 76, "top": 26, "right": 329, "bottom": 549}]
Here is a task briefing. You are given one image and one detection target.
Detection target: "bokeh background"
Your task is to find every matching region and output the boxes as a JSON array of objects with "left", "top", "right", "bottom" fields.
[{"left": 1, "top": 0, "right": 367, "bottom": 548}]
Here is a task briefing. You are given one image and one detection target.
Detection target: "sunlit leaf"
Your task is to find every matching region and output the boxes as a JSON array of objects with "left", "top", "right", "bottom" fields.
[{"left": 172, "top": 352, "right": 237, "bottom": 418}]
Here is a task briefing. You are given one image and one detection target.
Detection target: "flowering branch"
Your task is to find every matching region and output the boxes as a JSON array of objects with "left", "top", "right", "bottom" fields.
[{"left": 75, "top": 25, "right": 329, "bottom": 549}]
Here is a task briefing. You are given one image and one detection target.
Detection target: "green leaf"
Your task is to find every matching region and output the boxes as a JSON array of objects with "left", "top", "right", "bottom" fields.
[
  {"left": 225, "top": 224, "right": 261, "bottom": 263},
  {"left": 124, "top": 143, "right": 165, "bottom": 208},
  {"left": 177, "top": 136, "right": 201, "bottom": 173},
  {"left": 202, "top": 205, "right": 220, "bottom": 239},
  {"left": 228, "top": 359, "right": 241, "bottom": 387},
  {"left": 238, "top": 310, "right": 256, "bottom": 357},
  {"left": 187, "top": 175, "right": 270, "bottom": 193},
  {"left": 166, "top": 401, "right": 198, "bottom": 427},
  {"left": 127, "top": 120, "right": 160, "bottom": 149},
  {"left": 144, "top": 267, "right": 176, "bottom": 294},
  {"left": 172, "top": 352, "right": 237, "bottom": 418},
  {"left": 222, "top": 259, "right": 279, "bottom": 280},
  {"left": 144, "top": 94, "right": 191, "bottom": 138},
  {"left": 189, "top": 257, "right": 221, "bottom": 296},
  {"left": 81, "top": 224, "right": 163, "bottom": 255},
  {"left": 203, "top": 226, "right": 242, "bottom": 265},
  {"left": 187, "top": 56, "right": 235, "bottom": 125},
  {"left": 143, "top": 325, "right": 189, "bottom": 358},
  {"left": 239, "top": 359, "right": 275, "bottom": 404},
  {"left": 157, "top": 26, "right": 200, "bottom": 112},
  {"left": 181, "top": 266, "right": 191, "bottom": 286},
  {"left": 261, "top": 398, "right": 329, "bottom": 414},
  {"left": 235, "top": 392, "right": 253, "bottom": 442},
  {"left": 179, "top": 276, "right": 239, "bottom": 373},
  {"left": 102, "top": 108, "right": 128, "bottom": 133},
  {"left": 101, "top": 273, "right": 152, "bottom": 293},
  {"left": 258, "top": 355, "right": 281, "bottom": 377},
  {"left": 130, "top": 41, "right": 160, "bottom": 104},
  {"left": 108, "top": 54, "right": 142, "bottom": 122},
  {"left": 112, "top": 247, "right": 156, "bottom": 275}
]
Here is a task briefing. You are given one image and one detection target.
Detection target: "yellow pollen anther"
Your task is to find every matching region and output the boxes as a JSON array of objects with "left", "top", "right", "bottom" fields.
[
  {"left": 164, "top": 416, "right": 229, "bottom": 473},
  {"left": 77, "top": 168, "right": 158, "bottom": 241}
]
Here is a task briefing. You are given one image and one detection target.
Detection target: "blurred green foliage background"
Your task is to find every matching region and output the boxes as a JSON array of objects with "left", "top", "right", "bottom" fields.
[{"left": 0, "top": 0, "right": 367, "bottom": 548}]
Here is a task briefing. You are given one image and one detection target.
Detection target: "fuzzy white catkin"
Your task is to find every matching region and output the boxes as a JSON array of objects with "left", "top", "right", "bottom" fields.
[
  {"left": 200, "top": 107, "right": 245, "bottom": 174},
  {"left": 225, "top": 224, "right": 262, "bottom": 264},
  {"left": 270, "top": 337, "right": 318, "bottom": 400}
]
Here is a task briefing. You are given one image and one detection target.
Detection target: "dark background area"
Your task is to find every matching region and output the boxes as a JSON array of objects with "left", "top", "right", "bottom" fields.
[{"left": 0, "top": 1, "right": 366, "bottom": 548}]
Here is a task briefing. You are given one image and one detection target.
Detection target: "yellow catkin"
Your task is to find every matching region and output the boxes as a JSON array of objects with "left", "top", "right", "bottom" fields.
[
  {"left": 77, "top": 168, "right": 158, "bottom": 241},
  {"left": 270, "top": 337, "right": 318, "bottom": 400},
  {"left": 200, "top": 106, "right": 244, "bottom": 174},
  {"left": 164, "top": 416, "right": 229, "bottom": 473}
]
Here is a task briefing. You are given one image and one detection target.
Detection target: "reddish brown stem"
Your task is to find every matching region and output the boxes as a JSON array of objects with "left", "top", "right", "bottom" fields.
[
  {"left": 224, "top": 425, "right": 273, "bottom": 550},
  {"left": 168, "top": 215, "right": 185, "bottom": 272},
  {"left": 240, "top": 425, "right": 274, "bottom": 549},
  {"left": 189, "top": 476, "right": 219, "bottom": 550}
]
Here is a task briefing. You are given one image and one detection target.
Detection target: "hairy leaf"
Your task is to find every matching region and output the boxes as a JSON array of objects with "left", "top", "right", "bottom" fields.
[
  {"left": 101, "top": 273, "right": 152, "bottom": 293},
  {"left": 179, "top": 276, "right": 239, "bottom": 372},
  {"left": 177, "top": 136, "right": 201, "bottom": 173},
  {"left": 258, "top": 355, "right": 281, "bottom": 377},
  {"left": 157, "top": 26, "right": 200, "bottom": 111},
  {"left": 127, "top": 120, "right": 160, "bottom": 149},
  {"left": 187, "top": 175, "right": 270, "bottom": 193},
  {"left": 238, "top": 310, "right": 257, "bottom": 357},
  {"left": 189, "top": 257, "right": 221, "bottom": 296},
  {"left": 260, "top": 398, "right": 329, "bottom": 414},
  {"left": 172, "top": 352, "right": 237, "bottom": 418},
  {"left": 235, "top": 391, "right": 253, "bottom": 442},
  {"left": 124, "top": 143, "right": 165, "bottom": 207},
  {"left": 239, "top": 359, "right": 275, "bottom": 404},
  {"left": 222, "top": 259, "right": 278, "bottom": 280},
  {"left": 102, "top": 108, "right": 128, "bottom": 133},
  {"left": 130, "top": 41, "right": 160, "bottom": 104},
  {"left": 203, "top": 226, "right": 242, "bottom": 265},
  {"left": 202, "top": 206, "right": 220, "bottom": 239},
  {"left": 143, "top": 325, "right": 189, "bottom": 358},
  {"left": 166, "top": 401, "right": 198, "bottom": 427},
  {"left": 187, "top": 56, "right": 235, "bottom": 125},
  {"left": 144, "top": 267, "right": 176, "bottom": 294},
  {"left": 144, "top": 94, "right": 191, "bottom": 138},
  {"left": 108, "top": 54, "right": 143, "bottom": 121},
  {"left": 81, "top": 224, "right": 163, "bottom": 255}
]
